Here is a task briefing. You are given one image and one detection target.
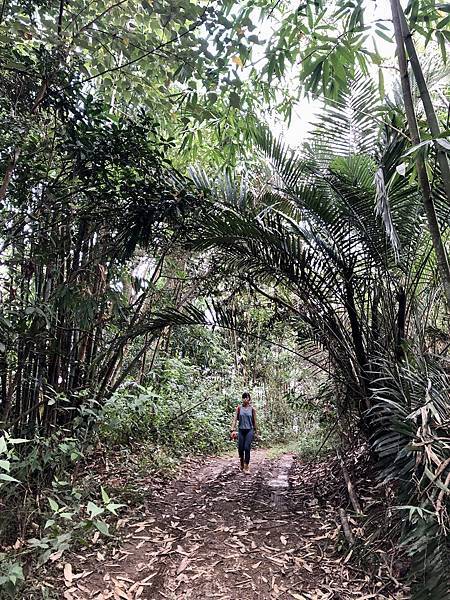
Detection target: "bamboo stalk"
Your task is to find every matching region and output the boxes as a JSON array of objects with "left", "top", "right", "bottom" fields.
[
  {"left": 389, "top": 0, "right": 450, "bottom": 309},
  {"left": 396, "top": 2, "right": 450, "bottom": 205},
  {"left": 337, "top": 450, "right": 363, "bottom": 515}
]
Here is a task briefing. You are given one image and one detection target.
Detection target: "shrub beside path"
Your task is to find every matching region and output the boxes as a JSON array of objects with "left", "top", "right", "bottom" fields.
[{"left": 61, "top": 450, "right": 408, "bottom": 600}]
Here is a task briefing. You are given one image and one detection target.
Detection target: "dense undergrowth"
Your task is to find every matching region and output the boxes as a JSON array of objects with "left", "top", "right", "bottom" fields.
[
  {"left": 2, "top": 349, "right": 449, "bottom": 598},
  {"left": 0, "top": 345, "right": 323, "bottom": 597},
  {"left": 2, "top": 342, "right": 449, "bottom": 599},
  {"left": 0, "top": 362, "right": 219, "bottom": 595}
]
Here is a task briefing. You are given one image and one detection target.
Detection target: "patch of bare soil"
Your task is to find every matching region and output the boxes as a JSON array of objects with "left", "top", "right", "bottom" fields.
[{"left": 60, "top": 450, "right": 409, "bottom": 600}]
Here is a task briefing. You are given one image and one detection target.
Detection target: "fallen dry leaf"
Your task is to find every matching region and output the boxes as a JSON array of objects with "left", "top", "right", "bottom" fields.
[
  {"left": 113, "top": 587, "right": 130, "bottom": 600},
  {"left": 64, "top": 563, "right": 73, "bottom": 586},
  {"left": 177, "top": 555, "right": 189, "bottom": 575}
]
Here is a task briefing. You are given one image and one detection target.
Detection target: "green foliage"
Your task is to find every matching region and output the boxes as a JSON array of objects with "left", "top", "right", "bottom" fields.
[
  {"left": 182, "top": 86, "right": 421, "bottom": 407},
  {"left": 0, "top": 557, "right": 25, "bottom": 597},
  {"left": 23, "top": 481, "right": 124, "bottom": 568},
  {"left": 293, "top": 423, "right": 336, "bottom": 461},
  {"left": 370, "top": 353, "right": 450, "bottom": 598},
  {"left": 218, "top": 0, "right": 450, "bottom": 107},
  {"left": 0, "top": 433, "right": 28, "bottom": 488},
  {"left": 1, "top": 471, "right": 125, "bottom": 595},
  {"left": 99, "top": 356, "right": 232, "bottom": 458},
  {"left": 266, "top": 424, "right": 335, "bottom": 461},
  {"left": 266, "top": 416, "right": 336, "bottom": 461},
  {"left": 1, "top": 422, "right": 90, "bottom": 523},
  {"left": 263, "top": 378, "right": 336, "bottom": 458},
  {"left": 99, "top": 387, "right": 160, "bottom": 446},
  {"left": 0, "top": 86, "right": 199, "bottom": 438}
]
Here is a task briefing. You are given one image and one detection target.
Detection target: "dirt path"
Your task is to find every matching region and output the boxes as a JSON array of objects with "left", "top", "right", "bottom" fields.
[{"left": 65, "top": 450, "right": 408, "bottom": 600}]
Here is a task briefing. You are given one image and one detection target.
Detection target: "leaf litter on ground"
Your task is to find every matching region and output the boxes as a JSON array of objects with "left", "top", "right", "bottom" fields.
[{"left": 45, "top": 449, "right": 408, "bottom": 599}]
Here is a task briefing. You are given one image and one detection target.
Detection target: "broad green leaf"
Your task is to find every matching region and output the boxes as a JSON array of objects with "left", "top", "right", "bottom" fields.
[
  {"left": 436, "top": 31, "right": 447, "bottom": 62},
  {"left": 60, "top": 512, "right": 74, "bottom": 520},
  {"left": 403, "top": 139, "right": 432, "bottom": 156},
  {"left": 5, "top": 61, "right": 27, "bottom": 71},
  {"left": 44, "top": 519, "right": 55, "bottom": 529},
  {"left": 375, "top": 29, "right": 393, "bottom": 43},
  {"left": 0, "top": 473, "right": 19, "bottom": 483},
  {"left": 48, "top": 498, "right": 59, "bottom": 512},
  {"left": 437, "top": 14, "right": 450, "bottom": 28},
  {"left": 101, "top": 486, "right": 110, "bottom": 505},
  {"left": 94, "top": 520, "right": 111, "bottom": 536},
  {"left": 105, "top": 502, "right": 125, "bottom": 515},
  {"left": 87, "top": 501, "right": 104, "bottom": 518}
]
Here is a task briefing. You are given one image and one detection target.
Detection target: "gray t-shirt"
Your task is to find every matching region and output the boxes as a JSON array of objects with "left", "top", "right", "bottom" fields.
[{"left": 238, "top": 405, "right": 254, "bottom": 430}]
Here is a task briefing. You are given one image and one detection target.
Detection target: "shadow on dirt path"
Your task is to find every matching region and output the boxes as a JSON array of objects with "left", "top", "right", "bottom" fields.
[{"left": 66, "top": 450, "right": 407, "bottom": 600}]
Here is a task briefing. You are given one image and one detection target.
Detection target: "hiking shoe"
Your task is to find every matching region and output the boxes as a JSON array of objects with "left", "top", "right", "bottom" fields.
[{"left": 244, "top": 464, "right": 250, "bottom": 473}]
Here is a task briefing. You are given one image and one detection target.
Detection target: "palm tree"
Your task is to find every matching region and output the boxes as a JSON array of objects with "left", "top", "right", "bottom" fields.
[
  {"left": 189, "top": 79, "right": 422, "bottom": 407},
  {"left": 168, "top": 76, "right": 449, "bottom": 598}
]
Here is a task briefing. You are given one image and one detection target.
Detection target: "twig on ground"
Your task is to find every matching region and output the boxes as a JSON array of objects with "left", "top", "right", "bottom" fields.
[
  {"left": 337, "top": 450, "right": 363, "bottom": 515},
  {"left": 339, "top": 508, "right": 355, "bottom": 545}
]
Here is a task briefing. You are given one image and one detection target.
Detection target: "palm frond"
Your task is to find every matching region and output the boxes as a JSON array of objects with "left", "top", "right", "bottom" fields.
[
  {"left": 369, "top": 354, "right": 450, "bottom": 598},
  {"left": 308, "top": 75, "right": 384, "bottom": 163}
]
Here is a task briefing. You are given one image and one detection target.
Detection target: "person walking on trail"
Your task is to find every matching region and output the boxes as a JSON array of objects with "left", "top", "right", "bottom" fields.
[{"left": 231, "top": 392, "right": 257, "bottom": 473}]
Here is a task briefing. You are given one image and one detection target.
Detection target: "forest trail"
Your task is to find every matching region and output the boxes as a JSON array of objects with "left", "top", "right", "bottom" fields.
[{"left": 66, "top": 450, "right": 407, "bottom": 600}]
